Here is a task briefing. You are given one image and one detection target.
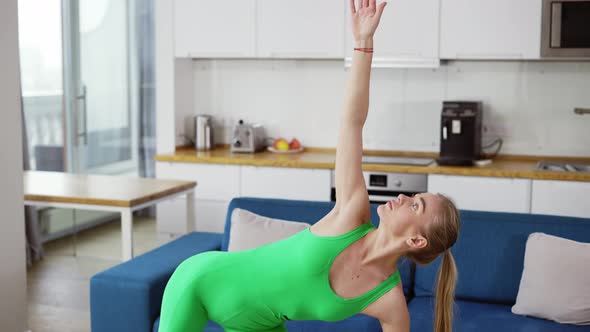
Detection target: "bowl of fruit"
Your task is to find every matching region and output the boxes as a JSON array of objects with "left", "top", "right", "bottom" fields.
[{"left": 268, "top": 137, "right": 304, "bottom": 154}]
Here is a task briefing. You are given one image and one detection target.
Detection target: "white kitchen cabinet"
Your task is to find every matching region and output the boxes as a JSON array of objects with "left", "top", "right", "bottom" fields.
[
  {"left": 345, "top": 0, "right": 440, "bottom": 67},
  {"left": 440, "top": 0, "right": 542, "bottom": 59},
  {"left": 241, "top": 166, "right": 331, "bottom": 201},
  {"left": 156, "top": 162, "right": 241, "bottom": 200},
  {"left": 156, "top": 162, "right": 241, "bottom": 235},
  {"left": 157, "top": 196, "right": 229, "bottom": 234},
  {"left": 428, "top": 175, "right": 532, "bottom": 213},
  {"left": 174, "top": 0, "right": 256, "bottom": 58},
  {"left": 531, "top": 180, "right": 590, "bottom": 218},
  {"left": 257, "top": 0, "right": 345, "bottom": 58}
]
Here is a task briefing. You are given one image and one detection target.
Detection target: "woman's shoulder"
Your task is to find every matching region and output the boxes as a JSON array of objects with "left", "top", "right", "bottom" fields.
[
  {"left": 361, "top": 283, "right": 409, "bottom": 325},
  {"left": 310, "top": 206, "right": 370, "bottom": 237}
]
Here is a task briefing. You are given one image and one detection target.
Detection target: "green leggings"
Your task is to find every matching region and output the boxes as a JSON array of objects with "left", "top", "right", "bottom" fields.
[
  {"left": 158, "top": 252, "right": 287, "bottom": 332},
  {"left": 158, "top": 255, "right": 209, "bottom": 331}
]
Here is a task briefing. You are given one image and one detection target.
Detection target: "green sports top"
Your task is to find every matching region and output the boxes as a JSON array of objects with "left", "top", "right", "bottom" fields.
[{"left": 180, "top": 222, "right": 401, "bottom": 331}]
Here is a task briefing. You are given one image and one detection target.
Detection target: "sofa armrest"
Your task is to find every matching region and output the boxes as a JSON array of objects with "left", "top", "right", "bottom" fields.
[{"left": 90, "top": 232, "right": 222, "bottom": 332}]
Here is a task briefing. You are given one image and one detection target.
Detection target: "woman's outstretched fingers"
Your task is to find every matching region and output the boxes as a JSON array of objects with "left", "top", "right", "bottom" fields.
[
  {"left": 370, "top": 0, "right": 377, "bottom": 10},
  {"left": 363, "top": 0, "right": 369, "bottom": 9},
  {"left": 376, "top": 1, "right": 387, "bottom": 20},
  {"left": 350, "top": 0, "right": 356, "bottom": 13}
]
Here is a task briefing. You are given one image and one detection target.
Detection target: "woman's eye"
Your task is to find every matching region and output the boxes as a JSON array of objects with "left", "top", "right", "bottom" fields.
[{"left": 411, "top": 202, "right": 418, "bottom": 211}]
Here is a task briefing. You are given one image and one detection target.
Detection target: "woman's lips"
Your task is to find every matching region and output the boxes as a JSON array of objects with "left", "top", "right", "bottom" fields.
[{"left": 388, "top": 197, "right": 399, "bottom": 210}]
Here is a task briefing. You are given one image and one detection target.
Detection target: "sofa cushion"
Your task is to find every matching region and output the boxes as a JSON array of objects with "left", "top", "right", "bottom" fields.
[
  {"left": 154, "top": 314, "right": 382, "bottom": 332},
  {"left": 512, "top": 233, "right": 590, "bottom": 325},
  {"left": 408, "top": 296, "right": 590, "bottom": 332},
  {"left": 222, "top": 198, "right": 334, "bottom": 251},
  {"left": 228, "top": 208, "right": 310, "bottom": 252},
  {"left": 414, "top": 210, "right": 590, "bottom": 304},
  {"left": 221, "top": 197, "right": 415, "bottom": 298}
]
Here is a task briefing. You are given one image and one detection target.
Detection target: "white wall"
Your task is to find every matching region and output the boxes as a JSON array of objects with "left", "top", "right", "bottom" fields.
[
  {"left": 178, "top": 59, "right": 590, "bottom": 157},
  {"left": 155, "top": 0, "right": 176, "bottom": 154},
  {"left": 0, "top": 1, "right": 27, "bottom": 331}
]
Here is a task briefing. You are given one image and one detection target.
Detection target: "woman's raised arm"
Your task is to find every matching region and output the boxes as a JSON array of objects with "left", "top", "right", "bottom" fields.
[{"left": 334, "top": 0, "right": 387, "bottom": 215}]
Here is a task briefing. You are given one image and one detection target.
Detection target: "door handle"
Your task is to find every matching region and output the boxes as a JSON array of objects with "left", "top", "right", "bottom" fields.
[{"left": 76, "top": 83, "right": 87, "bottom": 145}]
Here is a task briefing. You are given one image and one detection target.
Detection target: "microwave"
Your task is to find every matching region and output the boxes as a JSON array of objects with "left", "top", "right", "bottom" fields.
[{"left": 541, "top": 0, "right": 590, "bottom": 58}]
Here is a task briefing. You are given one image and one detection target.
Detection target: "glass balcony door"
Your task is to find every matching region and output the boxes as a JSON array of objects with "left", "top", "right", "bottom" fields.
[
  {"left": 18, "top": 0, "right": 140, "bottom": 248},
  {"left": 63, "top": 0, "right": 139, "bottom": 175}
]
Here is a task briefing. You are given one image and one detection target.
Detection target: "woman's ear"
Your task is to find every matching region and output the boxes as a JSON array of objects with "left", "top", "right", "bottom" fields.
[{"left": 406, "top": 235, "right": 427, "bottom": 250}]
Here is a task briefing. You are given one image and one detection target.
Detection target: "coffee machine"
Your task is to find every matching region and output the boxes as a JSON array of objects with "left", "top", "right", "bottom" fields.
[{"left": 436, "top": 101, "right": 482, "bottom": 166}]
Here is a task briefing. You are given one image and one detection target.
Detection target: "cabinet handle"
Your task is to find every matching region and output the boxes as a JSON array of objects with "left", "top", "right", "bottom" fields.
[
  {"left": 186, "top": 52, "right": 254, "bottom": 58},
  {"left": 574, "top": 107, "right": 590, "bottom": 115},
  {"left": 267, "top": 51, "right": 332, "bottom": 58},
  {"left": 453, "top": 53, "right": 524, "bottom": 59}
]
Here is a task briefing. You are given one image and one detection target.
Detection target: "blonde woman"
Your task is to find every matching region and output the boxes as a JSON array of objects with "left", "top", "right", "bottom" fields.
[{"left": 159, "top": 1, "right": 460, "bottom": 331}]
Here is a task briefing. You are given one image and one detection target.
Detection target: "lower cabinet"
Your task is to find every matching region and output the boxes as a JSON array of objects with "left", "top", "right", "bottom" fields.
[
  {"left": 156, "top": 162, "right": 240, "bottom": 236},
  {"left": 155, "top": 162, "right": 331, "bottom": 237},
  {"left": 531, "top": 180, "right": 590, "bottom": 218},
  {"left": 154, "top": 161, "right": 588, "bottom": 238},
  {"left": 428, "top": 174, "right": 532, "bottom": 213},
  {"left": 240, "top": 166, "right": 331, "bottom": 201},
  {"left": 157, "top": 196, "right": 229, "bottom": 236}
]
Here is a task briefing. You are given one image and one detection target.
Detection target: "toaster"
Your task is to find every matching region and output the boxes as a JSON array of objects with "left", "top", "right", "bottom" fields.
[{"left": 230, "top": 120, "right": 267, "bottom": 153}]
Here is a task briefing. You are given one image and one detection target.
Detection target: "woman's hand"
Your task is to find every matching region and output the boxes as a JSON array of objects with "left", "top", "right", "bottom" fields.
[{"left": 350, "top": 0, "right": 387, "bottom": 42}]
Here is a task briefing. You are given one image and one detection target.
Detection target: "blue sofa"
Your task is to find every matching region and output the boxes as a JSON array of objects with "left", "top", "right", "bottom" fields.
[{"left": 90, "top": 197, "right": 590, "bottom": 332}]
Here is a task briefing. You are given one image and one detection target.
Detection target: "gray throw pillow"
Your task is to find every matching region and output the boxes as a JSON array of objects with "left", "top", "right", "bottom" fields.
[
  {"left": 512, "top": 232, "right": 590, "bottom": 325},
  {"left": 227, "top": 208, "right": 310, "bottom": 252}
]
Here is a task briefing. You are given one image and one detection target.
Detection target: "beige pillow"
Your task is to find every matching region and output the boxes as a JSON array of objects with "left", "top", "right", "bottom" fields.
[
  {"left": 227, "top": 208, "right": 310, "bottom": 252},
  {"left": 512, "top": 232, "right": 590, "bottom": 325}
]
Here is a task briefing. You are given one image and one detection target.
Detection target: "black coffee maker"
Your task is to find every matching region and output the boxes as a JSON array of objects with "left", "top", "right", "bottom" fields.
[{"left": 436, "top": 101, "right": 482, "bottom": 166}]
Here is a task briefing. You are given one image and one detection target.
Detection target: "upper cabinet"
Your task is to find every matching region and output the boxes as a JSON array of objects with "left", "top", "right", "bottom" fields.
[
  {"left": 257, "top": 0, "right": 345, "bottom": 59},
  {"left": 345, "top": 0, "right": 441, "bottom": 67},
  {"left": 172, "top": 0, "right": 547, "bottom": 61},
  {"left": 440, "top": 0, "right": 543, "bottom": 60},
  {"left": 174, "top": 0, "right": 256, "bottom": 58}
]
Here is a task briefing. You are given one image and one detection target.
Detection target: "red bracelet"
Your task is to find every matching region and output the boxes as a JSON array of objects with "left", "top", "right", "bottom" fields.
[{"left": 354, "top": 47, "right": 374, "bottom": 54}]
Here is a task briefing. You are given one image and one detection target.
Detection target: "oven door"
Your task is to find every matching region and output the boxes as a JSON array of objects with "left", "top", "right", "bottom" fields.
[
  {"left": 541, "top": 0, "right": 590, "bottom": 57},
  {"left": 330, "top": 171, "right": 428, "bottom": 204}
]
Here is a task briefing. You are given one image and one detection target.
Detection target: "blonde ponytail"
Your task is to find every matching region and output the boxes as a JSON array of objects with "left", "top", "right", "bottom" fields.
[
  {"left": 405, "top": 194, "right": 460, "bottom": 332},
  {"left": 434, "top": 250, "right": 457, "bottom": 332}
]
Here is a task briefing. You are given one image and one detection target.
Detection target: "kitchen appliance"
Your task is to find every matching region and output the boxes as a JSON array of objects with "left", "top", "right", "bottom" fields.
[
  {"left": 194, "top": 115, "right": 213, "bottom": 150},
  {"left": 330, "top": 171, "right": 427, "bottom": 204},
  {"left": 231, "top": 119, "right": 267, "bottom": 153},
  {"left": 437, "top": 101, "right": 482, "bottom": 166},
  {"left": 541, "top": 0, "right": 590, "bottom": 58}
]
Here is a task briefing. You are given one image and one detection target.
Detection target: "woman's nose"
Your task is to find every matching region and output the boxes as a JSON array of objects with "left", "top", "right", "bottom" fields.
[{"left": 398, "top": 194, "right": 407, "bottom": 203}]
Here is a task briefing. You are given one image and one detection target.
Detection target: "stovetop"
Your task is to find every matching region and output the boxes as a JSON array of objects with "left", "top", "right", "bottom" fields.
[{"left": 361, "top": 155, "right": 434, "bottom": 166}]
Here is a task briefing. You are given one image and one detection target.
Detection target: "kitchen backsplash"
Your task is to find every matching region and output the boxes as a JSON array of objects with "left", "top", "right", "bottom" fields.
[{"left": 182, "top": 59, "right": 590, "bottom": 157}]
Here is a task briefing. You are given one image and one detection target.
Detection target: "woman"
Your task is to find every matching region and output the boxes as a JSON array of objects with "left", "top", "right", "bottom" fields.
[{"left": 159, "top": 1, "right": 460, "bottom": 332}]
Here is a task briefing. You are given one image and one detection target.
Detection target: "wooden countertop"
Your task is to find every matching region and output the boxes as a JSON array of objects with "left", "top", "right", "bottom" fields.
[
  {"left": 155, "top": 146, "right": 590, "bottom": 182},
  {"left": 24, "top": 171, "right": 196, "bottom": 207}
]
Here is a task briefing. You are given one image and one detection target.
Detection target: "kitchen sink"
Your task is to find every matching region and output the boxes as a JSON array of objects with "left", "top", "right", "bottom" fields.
[{"left": 536, "top": 160, "right": 590, "bottom": 173}]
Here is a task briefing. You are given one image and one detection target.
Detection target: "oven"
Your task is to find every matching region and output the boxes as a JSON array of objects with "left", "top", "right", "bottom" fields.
[
  {"left": 541, "top": 0, "right": 590, "bottom": 58},
  {"left": 330, "top": 171, "right": 428, "bottom": 204}
]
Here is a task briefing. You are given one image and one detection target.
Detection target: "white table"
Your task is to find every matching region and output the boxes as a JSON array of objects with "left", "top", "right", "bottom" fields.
[{"left": 24, "top": 171, "right": 196, "bottom": 261}]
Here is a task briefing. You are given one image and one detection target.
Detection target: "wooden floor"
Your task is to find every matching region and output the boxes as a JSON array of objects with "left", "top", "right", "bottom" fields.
[{"left": 27, "top": 216, "right": 164, "bottom": 332}]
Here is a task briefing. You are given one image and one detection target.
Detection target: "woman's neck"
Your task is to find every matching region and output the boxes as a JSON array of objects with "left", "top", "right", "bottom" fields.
[{"left": 359, "top": 228, "right": 406, "bottom": 273}]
